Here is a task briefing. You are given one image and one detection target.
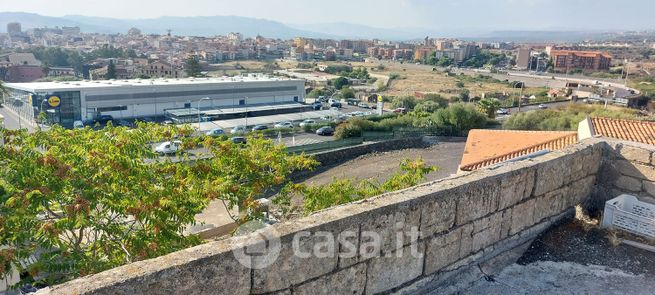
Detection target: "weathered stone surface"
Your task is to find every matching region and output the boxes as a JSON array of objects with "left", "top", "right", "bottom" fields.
[
  {"left": 360, "top": 204, "right": 421, "bottom": 258},
  {"left": 337, "top": 224, "right": 360, "bottom": 268},
  {"left": 43, "top": 243, "right": 252, "bottom": 295},
  {"left": 455, "top": 180, "right": 500, "bottom": 225},
  {"left": 294, "top": 264, "right": 366, "bottom": 295},
  {"left": 615, "top": 175, "right": 642, "bottom": 192},
  {"left": 534, "top": 158, "right": 568, "bottom": 196},
  {"left": 471, "top": 212, "right": 503, "bottom": 253},
  {"left": 499, "top": 208, "right": 513, "bottom": 240},
  {"left": 252, "top": 232, "right": 338, "bottom": 294},
  {"left": 566, "top": 175, "right": 596, "bottom": 208},
  {"left": 420, "top": 194, "right": 456, "bottom": 239},
  {"left": 498, "top": 169, "right": 536, "bottom": 210},
  {"left": 365, "top": 243, "right": 425, "bottom": 294},
  {"left": 534, "top": 186, "right": 567, "bottom": 222},
  {"left": 509, "top": 198, "right": 536, "bottom": 235},
  {"left": 618, "top": 145, "right": 651, "bottom": 164},
  {"left": 459, "top": 223, "right": 474, "bottom": 258},
  {"left": 615, "top": 160, "right": 655, "bottom": 180},
  {"left": 424, "top": 229, "right": 462, "bottom": 275},
  {"left": 644, "top": 181, "right": 655, "bottom": 197}
]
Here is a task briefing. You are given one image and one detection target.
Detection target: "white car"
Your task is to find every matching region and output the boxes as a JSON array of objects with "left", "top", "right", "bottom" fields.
[
  {"left": 299, "top": 119, "right": 316, "bottom": 127},
  {"left": 205, "top": 128, "right": 225, "bottom": 137},
  {"left": 538, "top": 104, "right": 548, "bottom": 109},
  {"left": 231, "top": 125, "right": 248, "bottom": 134},
  {"left": 154, "top": 141, "right": 182, "bottom": 155},
  {"left": 274, "top": 121, "right": 294, "bottom": 129}
]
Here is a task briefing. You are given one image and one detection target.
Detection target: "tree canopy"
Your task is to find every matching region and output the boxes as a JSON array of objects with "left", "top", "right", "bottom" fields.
[
  {"left": 184, "top": 56, "right": 202, "bottom": 77},
  {"left": 0, "top": 123, "right": 316, "bottom": 286}
]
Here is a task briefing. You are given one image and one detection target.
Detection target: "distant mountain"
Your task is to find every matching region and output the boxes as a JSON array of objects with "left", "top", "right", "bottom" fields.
[
  {"left": 289, "top": 22, "right": 419, "bottom": 40},
  {"left": 0, "top": 12, "right": 617, "bottom": 42},
  {"left": 0, "top": 12, "right": 336, "bottom": 39}
]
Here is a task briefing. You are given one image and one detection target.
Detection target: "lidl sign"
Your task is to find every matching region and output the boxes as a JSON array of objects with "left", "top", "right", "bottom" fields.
[{"left": 47, "top": 95, "right": 61, "bottom": 107}]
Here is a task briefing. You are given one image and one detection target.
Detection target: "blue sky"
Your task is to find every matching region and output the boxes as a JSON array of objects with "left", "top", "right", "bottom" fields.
[{"left": 1, "top": 0, "right": 653, "bottom": 30}]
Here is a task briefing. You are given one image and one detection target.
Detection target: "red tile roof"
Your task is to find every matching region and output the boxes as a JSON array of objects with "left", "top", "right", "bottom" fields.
[
  {"left": 460, "top": 129, "right": 578, "bottom": 171},
  {"left": 590, "top": 117, "right": 655, "bottom": 145}
]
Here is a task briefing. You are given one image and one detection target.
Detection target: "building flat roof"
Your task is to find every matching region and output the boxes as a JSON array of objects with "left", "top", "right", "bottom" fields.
[{"left": 5, "top": 75, "right": 304, "bottom": 93}]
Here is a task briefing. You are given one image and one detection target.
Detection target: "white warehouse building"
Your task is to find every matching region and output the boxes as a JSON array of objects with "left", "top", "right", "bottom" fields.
[{"left": 4, "top": 75, "right": 306, "bottom": 128}]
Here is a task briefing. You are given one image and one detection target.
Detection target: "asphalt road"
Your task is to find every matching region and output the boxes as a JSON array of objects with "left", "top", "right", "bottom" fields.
[{"left": 0, "top": 106, "right": 36, "bottom": 132}]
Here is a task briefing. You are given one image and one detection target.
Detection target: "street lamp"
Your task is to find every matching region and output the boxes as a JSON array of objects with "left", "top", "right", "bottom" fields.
[{"left": 197, "top": 97, "right": 210, "bottom": 127}]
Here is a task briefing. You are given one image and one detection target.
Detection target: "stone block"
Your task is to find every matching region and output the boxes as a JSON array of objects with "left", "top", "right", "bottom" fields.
[
  {"left": 615, "top": 160, "right": 655, "bottom": 180},
  {"left": 360, "top": 204, "right": 421, "bottom": 258},
  {"left": 534, "top": 187, "right": 567, "bottom": 222},
  {"left": 294, "top": 264, "right": 366, "bottom": 295},
  {"left": 618, "top": 145, "right": 651, "bottom": 164},
  {"left": 252, "top": 231, "right": 338, "bottom": 294},
  {"left": 615, "top": 175, "right": 642, "bottom": 192},
  {"left": 498, "top": 169, "right": 536, "bottom": 210},
  {"left": 643, "top": 181, "right": 655, "bottom": 197},
  {"left": 534, "top": 159, "right": 568, "bottom": 196},
  {"left": 337, "top": 224, "right": 360, "bottom": 268},
  {"left": 565, "top": 175, "right": 595, "bottom": 208},
  {"left": 365, "top": 243, "right": 425, "bottom": 295},
  {"left": 509, "top": 198, "right": 536, "bottom": 235},
  {"left": 424, "top": 229, "right": 462, "bottom": 275},
  {"left": 419, "top": 195, "right": 456, "bottom": 239},
  {"left": 454, "top": 180, "right": 500, "bottom": 225},
  {"left": 470, "top": 212, "right": 503, "bottom": 253},
  {"left": 459, "top": 223, "right": 474, "bottom": 257},
  {"left": 499, "top": 208, "right": 513, "bottom": 240}
]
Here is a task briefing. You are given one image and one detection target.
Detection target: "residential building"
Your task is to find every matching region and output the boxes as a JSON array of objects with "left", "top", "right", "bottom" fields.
[
  {"left": 578, "top": 117, "right": 655, "bottom": 145},
  {"left": 516, "top": 48, "right": 532, "bottom": 69},
  {"left": 6, "top": 22, "right": 21, "bottom": 36},
  {"left": 0, "top": 53, "right": 45, "bottom": 82},
  {"left": 549, "top": 49, "right": 612, "bottom": 72}
]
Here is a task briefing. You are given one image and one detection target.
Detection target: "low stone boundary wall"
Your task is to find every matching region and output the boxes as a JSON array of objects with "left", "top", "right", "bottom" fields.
[
  {"left": 39, "top": 138, "right": 604, "bottom": 295},
  {"left": 594, "top": 139, "right": 655, "bottom": 208}
]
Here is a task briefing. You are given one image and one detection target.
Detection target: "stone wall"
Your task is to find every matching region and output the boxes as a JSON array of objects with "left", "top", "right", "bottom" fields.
[
  {"left": 311, "top": 137, "right": 430, "bottom": 167},
  {"left": 38, "top": 139, "right": 604, "bottom": 295},
  {"left": 594, "top": 139, "right": 655, "bottom": 208}
]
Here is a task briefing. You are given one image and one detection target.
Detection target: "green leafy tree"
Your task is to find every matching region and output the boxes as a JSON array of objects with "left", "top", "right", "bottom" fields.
[
  {"left": 106, "top": 60, "right": 117, "bottom": 79},
  {"left": 0, "top": 124, "right": 316, "bottom": 286},
  {"left": 185, "top": 56, "right": 202, "bottom": 77},
  {"left": 414, "top": 100, "right": 441, "bottom": 113},
  {"left": 424, "top": 94, "right": 449, "bottom": 108},
  {"left": 340, "top": 87, "right": 355, "bottom": 99},
  {"left": 290, "top": 158, "right": 437, "bottom": 214},
  {"left": 333, "top": 77, "right": 349, "bottom": 90},
  {"left": 392, "top": 96, "right": 418, "bottom": 110},
  {"left": 307, "top": 88, "right": 326, "bottom": 98},
  {"left": 477, "top": 98, "right": 502, "bottom": 118},
  {"left": 432, "top": 103, "right": 487, "bottom": 135}
]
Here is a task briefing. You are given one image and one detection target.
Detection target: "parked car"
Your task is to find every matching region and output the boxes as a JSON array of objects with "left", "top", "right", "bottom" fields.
[
  {"left": 205, "top": 128, "right": 225, "bottom": 137},
  {"left": 252, "top": 125, "right": 269, "bottom": 132},
  {"left": 316, "top": 126, "right": 335, "bottom": 136},
  {"left": 496, "top": 108, "right": 509, "bottom": 115},
  {"left": 231, "top": 137, "right": 247, "bottom": 144},
  {"left": 96, "top": 115, "right": 114, "bottom": 125},
  {"left": 312, "top": 103, "right": 322, "bottom": 110},
  {"left": 330, "top": 102, "right": 342, "bottom": 108},
  {"left": 163, "top": 120, "right": 174, "bottom": 125},
  {"left": 73, "top": 120, "right": 84, "bottom": 129},
  {"left": 393, "top": 108, "right": 407, "bottom": 114},
  {"left": 231, "top": 125, "right": 248, "bottom": 134},
  {"left": 299, "top": 119, "right": 316, "bottom": 127},
  {"left": 274, "top": 121, "right": 294, "bottom": 129},
  {"left": 116, "top": 120, "right": 135, "bottom": 128},
  {"left": 358, "top": 102, "right": 370, "bottom": 109},
  {"left": 538, "top": 104, "right": 548, "bottom": 109},
  {"left": 154, "top": 140, "right": 182, "bottom": 155}
]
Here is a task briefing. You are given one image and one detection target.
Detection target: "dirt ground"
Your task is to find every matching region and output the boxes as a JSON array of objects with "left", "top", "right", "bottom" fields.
[
  {"left": 464, "top": 219, "right": 655, "bottom": 294},
  {"left": 302, "top": 142, "right": 466, "bottom": 187}
]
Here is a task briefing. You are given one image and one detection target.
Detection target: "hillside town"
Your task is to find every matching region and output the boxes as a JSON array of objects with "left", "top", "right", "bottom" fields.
[{"left": 2, "top": 2, "right": 655, "bottom": 295}]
